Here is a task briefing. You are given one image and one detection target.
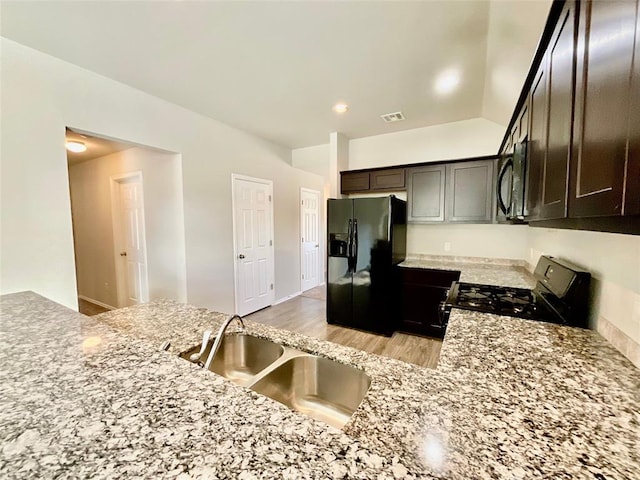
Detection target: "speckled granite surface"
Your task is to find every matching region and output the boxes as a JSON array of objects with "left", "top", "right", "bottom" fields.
[
  {"left": 2, "top": 291, "right": 639, "bottom": 479},
  {"left": 399, "top": 255, "right": 535, "bottom": 289}
]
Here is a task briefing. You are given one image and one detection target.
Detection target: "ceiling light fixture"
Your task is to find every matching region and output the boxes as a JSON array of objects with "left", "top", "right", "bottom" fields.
[
  {"left": 333, "top": 103, "right": 349, "bottom": 114},
  {"left": 65, "top": 141, "right": 87, "bottom": 153},
  {"left": 434, "top": 70, "right": 461, "bottom": 95}
]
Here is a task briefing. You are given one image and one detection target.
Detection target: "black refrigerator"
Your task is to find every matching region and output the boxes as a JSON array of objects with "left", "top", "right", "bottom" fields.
[{"left": 326, "top": 196, "right": 406, "bottom": 335}]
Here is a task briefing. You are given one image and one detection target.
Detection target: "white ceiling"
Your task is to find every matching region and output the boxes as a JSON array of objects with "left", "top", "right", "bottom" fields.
[
  {"left": 65, "top": 129, "right": 133, "bottom": 165},
  {"left": 1, "top": 1, "right": 551, "bottom": 149}
]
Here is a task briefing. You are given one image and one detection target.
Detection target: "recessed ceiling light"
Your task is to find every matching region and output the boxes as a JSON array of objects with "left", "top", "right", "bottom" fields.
[
  {"left": 333, "top": 103, "right": 349, "bottom": 114},
  {"left": 434, "top": 70, "right": 461, "bottom": 95},
  {"left": 66, "top": 141, "right": 87, "bottom": 153}
]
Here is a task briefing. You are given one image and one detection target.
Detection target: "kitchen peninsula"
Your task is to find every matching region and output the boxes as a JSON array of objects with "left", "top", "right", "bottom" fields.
[{"left": 1, "top": 291, "right": 639, "bottom": 479}]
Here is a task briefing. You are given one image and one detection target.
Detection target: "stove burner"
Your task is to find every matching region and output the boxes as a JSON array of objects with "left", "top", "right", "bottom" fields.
[
  {"left": 498, "top": 294, "right": 530, "bottom": 305},
  {"left": 443, "top": 256, "right": 591, "bottom": 329},
  {"left": 450, "top": 282, "right": 541, "bottom": 318},
  {"left": 462, "top": 291, "right": 490, "bottom": 300}
]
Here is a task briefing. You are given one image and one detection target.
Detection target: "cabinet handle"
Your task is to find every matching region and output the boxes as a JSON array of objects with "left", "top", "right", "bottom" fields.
[
  {"left": 238, "top": 254, "right": 245, "bottom": 259},
  {"left": 120, "top": 252, "right": 127, "bottom": 257}
]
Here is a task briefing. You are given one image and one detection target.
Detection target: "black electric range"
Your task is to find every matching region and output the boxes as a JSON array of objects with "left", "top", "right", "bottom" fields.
[{"left": 442, "top": 255, "right": 591, "bottom": 328}]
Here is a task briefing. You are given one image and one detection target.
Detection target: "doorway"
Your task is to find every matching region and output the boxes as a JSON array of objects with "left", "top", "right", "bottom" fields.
[
  {"left": 300, "top": 188, "right": 321, "bottom": 292},
  {"left": 66, "top": 128, "right": 187, "bottom": 315},
  {"left": 110, "top": 172, "right": 149, "bottom": 307},
  {"left": 232, "top": 174, "right": 275, "bottom": 316}
]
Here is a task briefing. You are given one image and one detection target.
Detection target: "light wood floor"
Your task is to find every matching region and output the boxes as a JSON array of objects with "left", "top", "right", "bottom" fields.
[
  {"left": 78, "top": 298, "right": 111, "bottom": 316},
  {"left": 246, "top": 285, "right": 442, "bottom": 369}
]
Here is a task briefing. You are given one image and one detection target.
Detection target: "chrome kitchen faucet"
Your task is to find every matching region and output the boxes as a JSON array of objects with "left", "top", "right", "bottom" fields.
[{"left": 203, "top": 314, "right": 246, "bottom": 370}]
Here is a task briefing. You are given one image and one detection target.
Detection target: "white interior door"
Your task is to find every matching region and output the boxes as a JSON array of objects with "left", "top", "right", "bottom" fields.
[
  {"left": 301, "top": 188, "right": 320, "bottom": 292},
  {"left": 233, "top": 175, "right": 275, "bottom": 316},
  {"left": 112, "top": 172, "right": 149, "bottom": 307}
]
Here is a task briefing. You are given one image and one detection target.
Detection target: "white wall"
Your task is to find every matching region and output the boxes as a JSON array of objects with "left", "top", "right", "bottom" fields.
[
  {"left": 292, "top": 144, "right": 331, "bottom": 282},
  {"left": 346, "top": 117, "right": 530, "bottom": 260},
  {"left": 330, "top": 132, "right": 350, "bottom": 198},
  {"left": 292, "top": 144, "right": 330, "bottom": 183},
  {"left": 527, "top": 227, "right": 640, "bottom": 366},
  {"left": 409, "top": 224, "right": 529, "bottom": 260},
  {"left": 348, "top": 118, "right": 505, "bottom": 170},
  {"left": 481, "top": 0, "right": 553, "bottom": 125},
  {"left": 68, "top": 147, "right": 187, "bottom": 308},
  {"left": 0, "top": 38, "right": 323, "bottom": 313}
]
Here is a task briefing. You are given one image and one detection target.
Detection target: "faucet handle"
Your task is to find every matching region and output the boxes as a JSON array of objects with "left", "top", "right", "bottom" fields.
[
  {"left": 201, "top": 329, "right": 213, "bottom": 346},
  {"left": 189, "top": 330, "right": 212, "bottom": 363}
]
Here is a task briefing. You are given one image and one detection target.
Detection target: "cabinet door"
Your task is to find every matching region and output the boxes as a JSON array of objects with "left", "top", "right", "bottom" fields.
[
  {"left": 340, "top": 172, "right": 370, "bottom": 194},
  {"left": 398, "top": 268, "right": 460, "bottom": 338},
  {"left": 626, "top": 0, "right": 640, "bottom": 215},
  {"left": 518, "top": 100, "right": 529, "bottom": 143},
  {"left": 445, "top": 160, "right": 494, "bottom": 223},
  {"left": 526, "top": 65, "right": 548, "bottom": 220},
  {"left": 370, "top": 168, "right": 406, "bottom": 190},
  {"left": 569, "top": 0, "right": 636, "bottom": 217},
  {"left": 407, "top": 165, "right": 446, "bottom": 222},
  {"left": 400, "top": 284, "right": 447, "bottom": 336},
  {"left": 540, "top": 2, "right": 576, "bottom": 220}
]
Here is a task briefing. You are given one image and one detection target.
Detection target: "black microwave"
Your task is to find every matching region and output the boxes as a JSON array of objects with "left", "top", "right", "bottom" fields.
[{"left": 497, "top": 139, "right": 527, "bottom": 221}]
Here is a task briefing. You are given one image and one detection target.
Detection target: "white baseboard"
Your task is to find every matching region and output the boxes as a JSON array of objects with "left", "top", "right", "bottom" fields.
[
  {"left": 78, "top": 295, "right": 116, "bottom": 310},
  {"left": 273, "top": 291, "right": 302, "bottom": 305}
]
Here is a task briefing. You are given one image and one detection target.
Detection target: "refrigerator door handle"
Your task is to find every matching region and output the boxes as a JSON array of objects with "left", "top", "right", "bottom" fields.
[
  {"left": 353, "top": 219, "right": 358, "bottom": 271},
  {"left": 347, "top": 219, "right": 354, "bottom": 273}
]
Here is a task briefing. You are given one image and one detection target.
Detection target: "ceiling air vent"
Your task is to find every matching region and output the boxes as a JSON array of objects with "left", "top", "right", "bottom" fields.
[{"left": 380, "top": 111, "right": 405, "bottom": 123}]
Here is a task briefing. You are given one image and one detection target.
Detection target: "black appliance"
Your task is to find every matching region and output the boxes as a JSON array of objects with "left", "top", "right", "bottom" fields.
[
  {"left": 441, "top": 255, "right": 591, "bottom": 328},
  {"left": 327, "top": 196, "right": 406, "bottom": 335},
  {"left": 497, "top": 138, "right": 528, "bottom": 222}
]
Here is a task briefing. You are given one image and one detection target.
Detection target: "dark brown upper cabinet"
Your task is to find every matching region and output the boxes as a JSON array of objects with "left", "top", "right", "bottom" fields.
[
  {"left": 540, "top": 1, "right": 576, "bottom": 220},
  {"left": 407, "top": 159, "right": 494, "bottom": 224},
  {"left": 340, "top": 171, "right": 370, "bottom": 194},
  {"left": 340, "top": 168, "right": 405, "bottom": 194},
  {"left": 526, "top": 1, "right": 577, "bottom": 222},
  {"left": 625, "top": 2, "right": 640, "bottom": 216},
  {"left": 499, "top": 0, "right": 640, "bottom": 234},
  {"left": 407, "top": 165, "right": 446, "bottom": 222},
  {"left": 445, "top": 160, "right": 494, "bottom": 223},
  {"left": 501, "top": 100, "right": 529, "bottom": 157},
  {"left": 527, "top": 65, "right": 548, "bottom": 220},
  {"left": 370, "top": 168, "right": 405, "bottom": 191},
  {"left": 569, "top": 0, "right": 637, "bottom": 218},
  {"left": 517, "top": 100, "right": 529, "bottom": 144}
]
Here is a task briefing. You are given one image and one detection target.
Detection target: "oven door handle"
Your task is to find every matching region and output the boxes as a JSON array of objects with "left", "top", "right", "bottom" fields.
[
  {"left": 438, "top": 284, "right": 456, "bottom": 328},
  {"left": 437, "top": 300, "right": 451, "bottom": 328}
]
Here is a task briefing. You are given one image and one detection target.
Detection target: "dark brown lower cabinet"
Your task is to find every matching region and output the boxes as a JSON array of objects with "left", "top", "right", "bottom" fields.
[{"left": 396, "top": 267, "right": 460, "bottom": 338}]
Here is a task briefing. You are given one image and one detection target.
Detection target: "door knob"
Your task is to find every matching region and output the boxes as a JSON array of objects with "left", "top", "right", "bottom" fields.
[
  {"left": 120, "top": 252, "right": 127, "bottom": 257},
  {"left": 315, "top": 244, "right": 319, "bottom": 248},
  {"left": 238, "top": 254, "right": 245, "bottom": 259}
]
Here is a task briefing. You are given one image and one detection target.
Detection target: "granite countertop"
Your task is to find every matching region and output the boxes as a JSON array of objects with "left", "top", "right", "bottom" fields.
[
  {"left": 2, "top": 291, "right": 639, "bottom": 479},
  {"left": 399, "top": 255, "right": 536, "bottom": 289}
]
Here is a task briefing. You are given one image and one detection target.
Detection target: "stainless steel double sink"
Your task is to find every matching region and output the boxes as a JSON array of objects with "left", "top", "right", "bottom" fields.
[{"left": 179, "top": 334, "right": 371, "bottom": 429}]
